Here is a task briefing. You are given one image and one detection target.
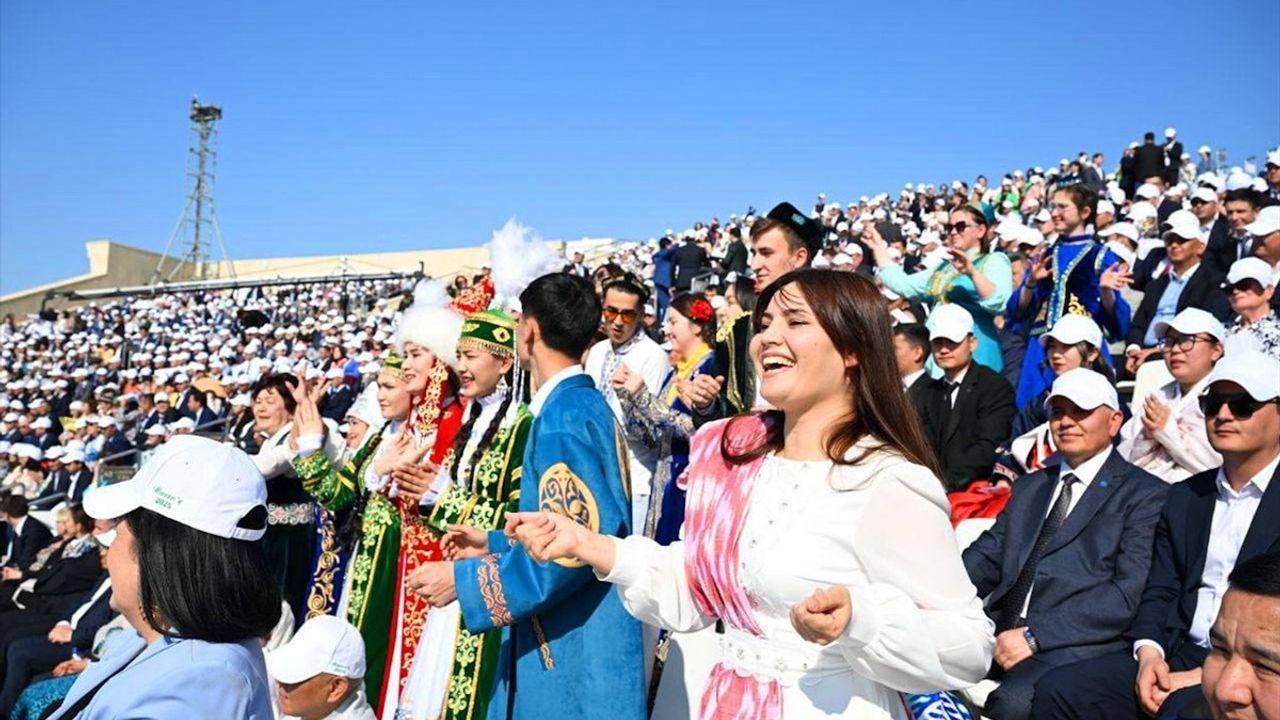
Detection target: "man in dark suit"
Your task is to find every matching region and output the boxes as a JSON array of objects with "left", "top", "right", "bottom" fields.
[
  {"left": 185, "top": 388, "right": 220, "bottom": 431},
  {"left": 0, "top": 569, "right": 113, "bottom": 710},
  {"left": 1124, "top": 210, "right": 1233, "bottom": 374},
  {"left": 1189, "top": 187, "right": 1233, "bottom": 277},
  {"left": 920, "top": 305, "right": 1017, "bottom": 491},
  {"left": 35, "top": 450, "right": 92, "bottom": 508},
  {"left": 893, "top": 323, "right": 932, "bottom": 414},
  {"left": 1082, "top": 153, "right": 1106, "bottom": 191},
  {"left": 670, "top": 234, "right": 709, "bottom": 292},
  {"left": 1034, "top": 351, "right": 1280, "bottom": 719},
  {"left": 720, "top": 227, "right": 749, "bottom": 277},
  {"left": 1, "top": 496, "right": 54, "bottom": 571},
  {"left": 319, "top": 369, "right": 354, "bottom": 423},
  {"left": 963, "top": 369, "right": 1169, "bottom": 720},
  {"left": 1133, "top": 132, "right": 1166, "bottom": 186},
  {"left": 1162, "top": 128, "right": 1184, "bottom": 186}
]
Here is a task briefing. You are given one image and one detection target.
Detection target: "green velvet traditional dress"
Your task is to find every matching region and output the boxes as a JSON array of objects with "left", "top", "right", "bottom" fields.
[{"left": 292, "top": 425, "right": 400, "bottom": 706}]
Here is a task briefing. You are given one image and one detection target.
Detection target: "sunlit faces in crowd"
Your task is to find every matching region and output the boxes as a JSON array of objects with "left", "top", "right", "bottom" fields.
[
  {"left": 456, "top": 347, "right": 513, "bottom": 399},
  {"left": 1202, "top": 555, "right": 1280, "bottom": 720},
  {"left": 375, "top": 370, "right": 412, "bottom": 421},
  {"left": 749, "top": 283, "right": 856, "bottom": 414},
  {"left": 1200, "top": 380, "right": 1280, "bottom": 458},
  {"left": 749, "top": 226, "right": 810, "bottom": 292},
  {"left": 401, "top": 343, "right": 439, "bottom": 396},
  {"left": 601, "top": 287, "right": 644, "bottom": 347},
  {"left": 1047, "top": 396, "right": 1123, "bottom": 462}
]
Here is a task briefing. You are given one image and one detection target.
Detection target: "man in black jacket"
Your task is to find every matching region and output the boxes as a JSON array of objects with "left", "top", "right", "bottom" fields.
[
  {"left": 1033, "top": 352, "right": 1280, "bottom": 720},
  {"left": 893, "top": 323, "right": 932, "bottom": 415},
  {"left": 1162, "top": 128, "right": 1183, "bottom": 186},
  {"left": 670, "top": 234, "right": 708, "bottom": 292},
  {"left": 1206, "top": 188, "right": 1266, "bottom": 279},
  {"left": 1, "top": 496, "right": 53, "bottom": 572},
  {"left": 720, "top": 227, "right": 748, "bottom": 276},
  {"left": 1191, "top": 187, "right": 1235, "bottom": 277},
  {"left": 1123, "top": 210, "right": 1233, "bottom": 374},
  {"left": 918, "top": 304, "right": 1017, "bottom": 491},
  {"left": 1133, "top": 132, "right": 1166, "bottom": 186}
]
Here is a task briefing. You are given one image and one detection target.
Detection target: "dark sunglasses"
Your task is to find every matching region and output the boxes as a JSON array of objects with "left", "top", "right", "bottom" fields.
[
  {"left": 1163, "top": 235, "right": 1198, "bottom": 246},
  {"left": 1221, "top": 279, "right": 1265, "bottom": 296},
  {"left": 1198, "top": 392, "right": 1280, "bottom": 419},
  {"left": 602, "top": 307, "right": 639, "bottom": 323},
  {"left": 943, "top": 221, "right": 982, "bottom": 235}
]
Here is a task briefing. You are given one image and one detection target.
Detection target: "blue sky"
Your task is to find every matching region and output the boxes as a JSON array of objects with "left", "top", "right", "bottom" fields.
[{"left": 2, "top": 0, "right": 1278, "bottom": 295}]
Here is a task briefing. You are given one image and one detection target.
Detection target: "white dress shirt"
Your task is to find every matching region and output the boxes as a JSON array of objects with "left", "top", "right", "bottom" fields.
[
  {"left": 902, "top": 368, "right": 926, "bottom": 390},
  {"left": 1134, "top": 451, "right": 1279, "bottom": 660}
]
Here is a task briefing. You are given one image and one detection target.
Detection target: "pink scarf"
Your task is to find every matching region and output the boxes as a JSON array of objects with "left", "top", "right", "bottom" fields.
[{"left": 681, "top": 413, "right": 783, "bottom": 720}]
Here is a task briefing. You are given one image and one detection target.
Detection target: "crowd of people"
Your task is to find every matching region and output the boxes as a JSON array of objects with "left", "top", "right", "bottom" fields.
[{"left": 0, "top": 134, "right": 1278, "bottom": 720}]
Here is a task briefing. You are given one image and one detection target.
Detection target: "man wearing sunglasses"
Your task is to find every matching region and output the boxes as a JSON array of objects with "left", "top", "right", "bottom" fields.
[
  {"left": 585, "top": 272, "right": 670, "bottom": 532},
  {"left": 1124, "top": 210, "right": 1232, "bottom": 377},
  {"left": 1223, "top": 257, "right": 1280, "bottom": 359},
  {"left": 1035, "top": 351, "right": 1280, "bottom": 720},
  {"left": 1118, "top": 308, "right": 1226, "bottom": 484}
]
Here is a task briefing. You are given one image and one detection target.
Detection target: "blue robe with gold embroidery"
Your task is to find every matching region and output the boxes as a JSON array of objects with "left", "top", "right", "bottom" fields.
[
  {"left": 452, "top": 374, "right": 647, "bottom": 720},
  {"left": 1006, "top": 235, "right": 1130, "bottom": 407}
]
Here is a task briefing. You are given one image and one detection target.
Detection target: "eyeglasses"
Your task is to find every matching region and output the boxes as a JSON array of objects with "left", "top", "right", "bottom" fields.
[
  {"left": 944, "top": 221, "right": 981, "bottom": 235},
  {"left": 602, "top": 307, "right": 639, "bottom": 323},
  {"left": 1198, "top": 392, "right": 1280, "bottom": 419},
  {"left": 1221, "top": 279, "right": 1265, "bottom": 296},
  {"left": 1158, "top": 334, "right": 1214, "bottom": 353}
]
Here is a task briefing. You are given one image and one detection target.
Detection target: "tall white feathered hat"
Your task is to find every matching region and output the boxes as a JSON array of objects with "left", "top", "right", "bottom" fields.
[
  {"left": 394, "top": 278, "right": 468, "bottom": 369},
  {"left": 486, "top": 218, "right": 564, "bottom": 314}
]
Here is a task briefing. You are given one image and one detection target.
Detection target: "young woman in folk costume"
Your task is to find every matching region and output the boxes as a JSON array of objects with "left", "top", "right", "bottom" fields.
[
  {"left": 370, "top": 278, "right": 489, "bottom": 717},
  {"left": 398, "top": 307, "right": 533, "bottom": 720},
  {"left": 613, "top": 292, "right": 717, "bottom": 544},
  {"left": 298, "top": 384, "right": 387, "bottom": 620},
  {"left": 290, "top": 358, "right": 414, "bottom": 706},
  {"left": 509, "top": 270, "right": 994, "bottom": 720}
]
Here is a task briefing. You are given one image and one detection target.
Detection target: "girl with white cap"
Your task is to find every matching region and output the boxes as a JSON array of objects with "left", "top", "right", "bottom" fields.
[{"left": 48, "top": 435, "right": 281, "bottom": 719}]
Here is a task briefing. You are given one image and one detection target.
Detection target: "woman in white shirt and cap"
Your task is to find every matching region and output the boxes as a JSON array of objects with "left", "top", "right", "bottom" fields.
[{"left": 47, "top": 435, "right": 280, "bottom": 719}]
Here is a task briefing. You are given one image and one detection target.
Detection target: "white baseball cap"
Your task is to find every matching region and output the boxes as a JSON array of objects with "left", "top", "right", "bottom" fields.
[
  {"left": 1226, "top": 257, "right": 1275, "bottom": 287},
  {"left": 1040, "top": 314, "right": 1104, "bottom": 349},
  {"left": 1153, "top": 307, "right": 1226, "bottom": 343},
  {"left": 265, "top": 615, "right": 367, "bottom": 684},
  {"left": 1097, "top": 200, "right": 1116, "bottom": 215},
  {"left": 1099, "top": 222, "right": 1140, "bottom": 244},
  {"left": 64, "top": 449, "right": 86, "bottom": 463},
  {"left": 1135, "top": 184, "right": 1161, "bottom": 200},
  {"left": 927, "top": 304, "right": 975, "bottom": 343},
  {"left": 1161, "top": 210, "right": 1202, "bottom": 242},
  {"left": 83, "top": 435, "right": 268, "bottom": 541},
  {"left": 1190, "top": 187, "right": 1218, "bottom": 204},
  {"left": 1046, "top": 368, "right": 1120, "bottom": 411},
  {"left": 1243, "top": 206, "right": 1280, "bottom": 237},
  {"left": 144, "top": 424, "right": 169, "bottom": 437},
  {"left": 1165, "top": 127, "right": 1177, "bottom": 138},
  {"left": 1204, "top": 351, "right": 1280, "bottom": 402}
]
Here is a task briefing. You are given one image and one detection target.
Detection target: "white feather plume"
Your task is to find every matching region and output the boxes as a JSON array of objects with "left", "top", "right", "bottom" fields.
[
  {"left": 408, "top": 278, "right": 451, "bottom": 312},
  {"left": 486, "top": 218, "right": 562, "bottom": 311}
]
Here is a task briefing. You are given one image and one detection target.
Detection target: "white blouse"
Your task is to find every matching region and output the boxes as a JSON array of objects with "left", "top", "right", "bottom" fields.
[{"left": 602, "top": 447, "right": 993, "bottom": 719}]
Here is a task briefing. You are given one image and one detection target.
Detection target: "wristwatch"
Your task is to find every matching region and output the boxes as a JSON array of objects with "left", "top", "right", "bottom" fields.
[{"left": 1023, "top": 626, "right": 1040, "bottom": 654}]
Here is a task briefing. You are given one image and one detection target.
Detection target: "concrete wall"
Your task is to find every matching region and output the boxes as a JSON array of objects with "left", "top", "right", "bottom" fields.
[{"left": 0, "top": 241, "right": 188, "bottom": 318}]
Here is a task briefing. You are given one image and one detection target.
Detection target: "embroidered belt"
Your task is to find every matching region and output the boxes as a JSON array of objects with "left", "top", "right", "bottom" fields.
[
  {"left": 267, "top": 502, "right": 315, "bottom": 525},
  {"left": 719, "top": 628, "right": 848, "bottom": 686}
]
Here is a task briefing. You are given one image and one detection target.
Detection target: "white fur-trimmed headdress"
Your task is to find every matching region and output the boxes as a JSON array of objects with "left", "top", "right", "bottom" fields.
[{"left": 394, "top": 279, "right": 465, "bottom": 369}]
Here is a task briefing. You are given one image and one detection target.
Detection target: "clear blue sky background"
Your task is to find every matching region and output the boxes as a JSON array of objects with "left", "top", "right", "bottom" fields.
[{"left": 3, "top": 1, "right": 1278, "bottom": 295}]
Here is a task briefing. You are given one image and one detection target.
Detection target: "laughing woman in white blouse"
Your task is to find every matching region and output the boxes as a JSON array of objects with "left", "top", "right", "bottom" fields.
[{"left": 509, "top": 269, "right": 994, "bottom": 719}]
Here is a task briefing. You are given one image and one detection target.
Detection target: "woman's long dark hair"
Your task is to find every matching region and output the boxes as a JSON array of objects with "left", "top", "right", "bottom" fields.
[
  {"left": 721, "top": 269, "right": 941, "bottom": 478},
  {"left": 127, "top": 508, "right": 281, "bottom": 643}
]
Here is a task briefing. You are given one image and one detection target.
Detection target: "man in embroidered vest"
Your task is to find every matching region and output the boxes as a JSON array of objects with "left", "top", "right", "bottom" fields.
[
  {"left": 683, "top": 202, "right": 821, "bottom": 423},
  {"left": 407, "top": 272, "right": 645, "bottom": 720}
]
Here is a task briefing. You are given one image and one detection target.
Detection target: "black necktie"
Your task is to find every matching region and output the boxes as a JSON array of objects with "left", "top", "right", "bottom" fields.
[{"left": 997, "top": 473, "right": 1079, "bottom": 631}]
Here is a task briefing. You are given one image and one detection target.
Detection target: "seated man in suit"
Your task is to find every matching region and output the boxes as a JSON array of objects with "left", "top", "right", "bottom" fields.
[
  {"left": 318, "top": 368, "right": 355, "bottom": 423},
  {"left": 0, "top": 542, "right": 114, "bottom": 712},
  {"left": 1034, "top": 351, "right": 1280, "bottom": 720},
  {"left": 963, "top": 369, "right": 1169, "bottom": 720},
  {"left": 1124, "top": 210, "right": 1232, "bottom": 376},
  {"left": 892, "top": 322, "right": 931, "bottom": 410},
  {"left": 2, "top": 495, "right": 54, "bottom": 571},
  {"left": 921, "top": 304, "right": 1018, "bottom": 491},
  {"left": 184, "top": 388, "right": 221, "bottom": 432}
]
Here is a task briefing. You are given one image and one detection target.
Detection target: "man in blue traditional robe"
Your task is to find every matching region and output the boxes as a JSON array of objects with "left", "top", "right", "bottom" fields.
[{"left": 408, "top": 272, "right": 646, "bottom": 720}]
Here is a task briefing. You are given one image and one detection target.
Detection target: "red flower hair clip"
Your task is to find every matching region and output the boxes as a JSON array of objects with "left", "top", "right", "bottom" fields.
[{"left": 688, "top": 298, "right": 714, "bottom": 323}]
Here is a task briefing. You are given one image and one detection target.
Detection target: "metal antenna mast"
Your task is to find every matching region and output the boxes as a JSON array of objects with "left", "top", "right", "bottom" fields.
[{"left": 152, "top": 96, "right": 236, "bottom": 283}]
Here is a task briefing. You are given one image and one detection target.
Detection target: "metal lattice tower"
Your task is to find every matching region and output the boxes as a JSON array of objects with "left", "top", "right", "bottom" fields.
[{"left": 152, "top": 96, "right": 236, "bottom": 283}]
